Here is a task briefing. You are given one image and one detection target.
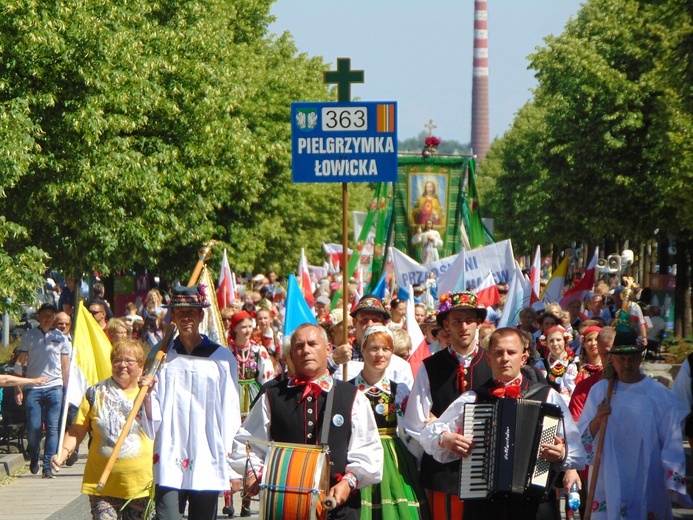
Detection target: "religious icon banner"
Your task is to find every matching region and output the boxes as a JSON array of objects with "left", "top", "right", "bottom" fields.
[{"left": 394, "top": 156, "right": 473, "bottom": 263}]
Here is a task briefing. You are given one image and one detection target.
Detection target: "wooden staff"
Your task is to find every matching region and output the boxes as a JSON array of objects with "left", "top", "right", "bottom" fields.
[
  {"left": 96, "top": 241, "right": 216, "bottom": 490},
  {"left": 583, "top": 376, "right": 616, "bottom": 520},
  {"left": 342, "top": 182, "right": 349, "bottom": 381}
]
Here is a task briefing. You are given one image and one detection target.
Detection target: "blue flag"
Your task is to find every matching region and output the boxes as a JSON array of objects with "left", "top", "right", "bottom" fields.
[
  {"left": 371, "top": 273, "right": 388, "bottom": 300},
  {"left": 283, "top": 274, "right": 318, "bottom": 340},
  {"left": 397, "top": 284, "right": 422, "bottom": 304}
]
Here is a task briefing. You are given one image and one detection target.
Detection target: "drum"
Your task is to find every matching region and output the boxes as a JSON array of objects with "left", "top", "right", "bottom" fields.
[{"left": 259, "top": 442, "right": 331, "bottom": 520}]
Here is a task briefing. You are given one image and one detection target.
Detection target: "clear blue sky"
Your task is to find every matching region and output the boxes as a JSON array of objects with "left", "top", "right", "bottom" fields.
[{"left": 270, "top": 0, "right": 584, "bottom": 144}]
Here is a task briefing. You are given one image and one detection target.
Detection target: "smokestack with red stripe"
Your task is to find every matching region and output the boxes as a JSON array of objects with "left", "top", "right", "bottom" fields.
[{"left": 471, "top": 0, "right": 490, "bottom": 160}]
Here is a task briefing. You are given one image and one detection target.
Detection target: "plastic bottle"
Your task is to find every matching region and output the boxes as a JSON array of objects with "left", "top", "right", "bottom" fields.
[{"left": 567, "top": 482, "right": 581, "bottom": 511}]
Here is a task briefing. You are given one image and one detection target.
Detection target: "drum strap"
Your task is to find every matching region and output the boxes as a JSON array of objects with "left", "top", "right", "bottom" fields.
[{"left": 319, "top": 387, "right": 336, "bottom": 446}]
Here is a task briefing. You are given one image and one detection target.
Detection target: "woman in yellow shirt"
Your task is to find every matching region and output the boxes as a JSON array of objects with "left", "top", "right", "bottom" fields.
[{"left": 52, "top": 339, "right": 153, "bottom": 520}]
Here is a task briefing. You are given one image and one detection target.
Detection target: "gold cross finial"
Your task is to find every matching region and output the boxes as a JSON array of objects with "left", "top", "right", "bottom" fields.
[{"left": 424, "top": 119, "right": 437, "bottom": 136}]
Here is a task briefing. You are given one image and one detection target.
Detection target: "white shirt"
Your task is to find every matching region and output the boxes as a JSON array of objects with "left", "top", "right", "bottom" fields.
[
  {"left": 420, "top": 381, "right": 586, "bottom": 472},
  {"left": 144, "top": 345, "right": 241, "bottom": 491},
  {"left": 578, "top": 377, "right": 692, "bottom": 518},
  {"left": 231, "top": 379, "right": 383, "bottom": 490}
]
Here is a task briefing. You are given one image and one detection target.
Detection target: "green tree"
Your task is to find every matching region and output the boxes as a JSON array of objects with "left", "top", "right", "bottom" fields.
[
  {"left": 484, "top": 0, "right": 691, "bottom": 331},
  {"left": 0, "top": 0, "right": 369, "bottom": 282},
  {"left": 486, "top": 0, "right": 690, "bottom": 247}
]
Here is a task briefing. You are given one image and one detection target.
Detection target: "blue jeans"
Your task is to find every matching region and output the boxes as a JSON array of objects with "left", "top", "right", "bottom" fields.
[{"left": 24, "top": 386, "right": 63, "bottom": 469}]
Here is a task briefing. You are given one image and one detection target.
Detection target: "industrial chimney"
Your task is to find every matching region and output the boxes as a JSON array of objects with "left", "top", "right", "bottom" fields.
[{"left": 471, "top": 0, "right": 490, "bottom": 160}]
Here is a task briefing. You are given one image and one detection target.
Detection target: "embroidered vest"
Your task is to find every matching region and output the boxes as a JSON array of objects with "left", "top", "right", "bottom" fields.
[
  {"left": 419, "top": 347, "right": 492, "bottom": 494},
  {"left": 266, "top": 379, "right": 361, "bottom": 519}
]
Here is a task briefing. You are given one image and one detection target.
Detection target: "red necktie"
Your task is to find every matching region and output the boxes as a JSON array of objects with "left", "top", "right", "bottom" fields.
[
  {"left": 291, "top": 378, "right": 324, "bottom": 403},
  {"left": 490, "top": 382, "right": 521, "bottom": 399},
  {"left": 456, "top": 364, "right": 467, "bottom": 392}
]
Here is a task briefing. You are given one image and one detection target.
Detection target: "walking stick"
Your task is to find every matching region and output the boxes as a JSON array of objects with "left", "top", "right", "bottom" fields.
[
  {"left": 96, "top": 241, "right": 216, "bottom": 490},
  {"left": 583, "top": 376, "right": 616, "bottom": 520},
  {"left": 96, "top": 324, "right": 176, "bottom": 491}
]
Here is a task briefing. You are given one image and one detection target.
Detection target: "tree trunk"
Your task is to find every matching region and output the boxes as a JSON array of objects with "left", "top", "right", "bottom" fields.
[{"left": 674, "top": 236, "right": 691, "bottom": 338}]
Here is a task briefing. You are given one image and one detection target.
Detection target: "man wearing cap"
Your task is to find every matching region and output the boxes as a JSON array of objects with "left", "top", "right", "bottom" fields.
[
  {"left": 330, "top": 295, "right": 414, "bottom": 389},
  {"left": 421, "top": 327, "right": 585, "bottom": 518},
  {"left": 14, "top": 303, "right": 70, "bottom": 478},
  {"left": 402, "top": 291, "right": 493, "bottom": 515},
  {"left": 232, "top": 323, "right": 383, "bottom": 519},
  {"left": 315, "top": 294, "right": 331, "bottom": 317},
  {"left": 578, "top": 331, "right": 691, "bottom": 518},
  {"left": 141, "top": 285, "right": 241, "bottom": 520}
]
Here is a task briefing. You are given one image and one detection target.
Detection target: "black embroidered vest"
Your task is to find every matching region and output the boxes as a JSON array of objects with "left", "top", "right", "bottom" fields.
[{"left": 419, "top": 347, "right": 492, "bottom": 494}]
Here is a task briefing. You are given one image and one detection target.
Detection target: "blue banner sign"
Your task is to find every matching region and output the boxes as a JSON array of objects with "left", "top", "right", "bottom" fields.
[{"left": 291, "top": 101, "right": 398, "bottom": 183}]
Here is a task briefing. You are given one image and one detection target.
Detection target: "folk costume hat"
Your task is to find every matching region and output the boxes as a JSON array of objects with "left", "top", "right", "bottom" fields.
[
  {"left": 436, "top": 291, "right": 487, "bottom": 326},
  {"left": 609, "top": 330, "right": 645, "bottom": 355},
  {"left": 163, "top": 285, "right": 210, "bottom": 309},
  {"left": 349, "top": 295, "right": 391, "bottom": 320}
]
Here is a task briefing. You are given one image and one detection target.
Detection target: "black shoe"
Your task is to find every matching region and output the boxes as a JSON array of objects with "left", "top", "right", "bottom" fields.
[
  {"left": 240, "top": 507, "right": 256, "bottom": 517},
  {"left": 29, "top": 458, "right": 39, "bottom": 474},
  {"left": 65, "top": 450, "right": 79, "bottom": 467},
  {"left": 222, "top": 504, "right": 235, "bottom": 517},
  {"left": 42, "top": 468, "right": 55, "bottom": 479}
]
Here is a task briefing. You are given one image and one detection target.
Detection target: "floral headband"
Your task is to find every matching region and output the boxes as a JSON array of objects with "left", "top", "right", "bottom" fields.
[
  {"left": 540, "top": 325, "right": 573, "bottom": 346},
  {"left": 362, "top": 325, "right": 394, "bottom": 345}
]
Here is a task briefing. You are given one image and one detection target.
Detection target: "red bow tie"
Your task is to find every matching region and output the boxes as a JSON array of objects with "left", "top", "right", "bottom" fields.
[
  {"left": 291, "top": 378, "right": 324, "bottom": 403},
  {"left": 489, "top": 382, "right": 522, "bottom": 399}
]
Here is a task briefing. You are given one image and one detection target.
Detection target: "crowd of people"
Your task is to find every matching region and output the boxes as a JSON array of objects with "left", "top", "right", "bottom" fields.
[{"left": 2, "top": 270, "right": 692, "bottom": 520}]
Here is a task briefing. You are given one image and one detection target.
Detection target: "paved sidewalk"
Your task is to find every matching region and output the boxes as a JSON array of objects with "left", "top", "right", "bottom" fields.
[{"left": 0, "top": 455, "right": 259, "bottom": 519}]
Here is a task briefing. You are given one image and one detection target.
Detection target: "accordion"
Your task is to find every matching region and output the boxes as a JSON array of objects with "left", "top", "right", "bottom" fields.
[{"left": 458, "top": 399, "right": 562, "bottom": 500}]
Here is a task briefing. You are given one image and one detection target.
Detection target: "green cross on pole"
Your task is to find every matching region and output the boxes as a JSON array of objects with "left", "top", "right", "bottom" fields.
[
  {"left": 323, "top": 58, "right": 365, "bottom": 381},
  {"left": 324, "top": 58, "right": 364, "bottom": 102}
]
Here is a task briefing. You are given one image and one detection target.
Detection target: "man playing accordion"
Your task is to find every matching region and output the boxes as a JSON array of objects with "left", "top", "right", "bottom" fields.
[{"left": 421, "top": 327, "right": 586, "bottom": 520}]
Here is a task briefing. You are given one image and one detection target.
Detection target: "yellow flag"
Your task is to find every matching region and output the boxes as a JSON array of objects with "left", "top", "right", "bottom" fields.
[
  {"left": 540, "top": 255, "right": 570, "bottom": 303},
  {"left": 66, "top": 300, "right": 113, "bottom": 405}
]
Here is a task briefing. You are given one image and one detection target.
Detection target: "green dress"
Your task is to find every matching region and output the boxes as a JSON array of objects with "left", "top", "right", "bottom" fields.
[{"left": 351, "top": 374, "right": 430, "bottom": 520}]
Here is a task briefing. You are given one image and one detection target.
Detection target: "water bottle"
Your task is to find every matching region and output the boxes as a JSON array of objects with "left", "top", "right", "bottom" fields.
[{"left": 567, "top": 482, "right": 581, "bottom": 511}]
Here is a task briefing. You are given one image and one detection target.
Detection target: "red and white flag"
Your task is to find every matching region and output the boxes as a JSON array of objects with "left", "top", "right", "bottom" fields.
[
  {"left": 406, "top": 287, "right": 429, "bottom": 376},
  {"left": 298, "top": 248, "right": 315, "bottom": 308},
  {"left": 529, "top": 245, "right": 541, "bottom": 304},
  {"left": 560, "top": 247, "right": 600, "bottom": 308},
  {"left": 217, "top": 249, "right": 237, "bottom": 309},
  {"left": 474, "top": 271, "right": 501, "bottom": 308},
  {"left": 322, "top": 243, "right": 352, "bottom": 273}
]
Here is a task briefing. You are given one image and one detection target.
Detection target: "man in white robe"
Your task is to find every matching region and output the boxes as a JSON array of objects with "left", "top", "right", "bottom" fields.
[
  {"left": 143, "top": 285, "right": 241, "bottom": 520},
  {"left": 578, "top": 331, "right": 692, "bottom": 519}
]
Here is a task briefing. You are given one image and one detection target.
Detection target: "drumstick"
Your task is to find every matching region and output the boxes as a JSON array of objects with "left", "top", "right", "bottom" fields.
[{"left": 323, "top": 496, "right": 337, "bottom": 510}]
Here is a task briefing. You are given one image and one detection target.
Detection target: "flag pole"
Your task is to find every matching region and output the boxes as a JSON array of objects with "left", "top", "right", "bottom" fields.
[
  {"left": 96, "top": 241, "right": 215, "bottom": 490},
  {"left": 55, "top": 276, "right": 84, "bottom": 457},
  {"left": 342, "top": 182, "right": 349, "bottom": 381}
]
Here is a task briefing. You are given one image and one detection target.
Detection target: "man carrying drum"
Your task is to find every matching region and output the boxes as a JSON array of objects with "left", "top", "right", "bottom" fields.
[{"left": 232, "top": 323, "right": 383, "bottom": 519}]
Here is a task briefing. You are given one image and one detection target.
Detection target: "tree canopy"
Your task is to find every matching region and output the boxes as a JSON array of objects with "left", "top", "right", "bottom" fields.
[
  {"left": 481, "top": 0, "right": 691, "bottom": 254},
  {"left": 0, "top": 0, "right": 374, "bottom": 303}
]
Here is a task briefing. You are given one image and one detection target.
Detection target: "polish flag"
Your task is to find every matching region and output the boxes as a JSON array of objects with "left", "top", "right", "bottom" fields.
[
  {"left": 217, "top": 249, "right": 237, "bottom": 309},
  {"left": 529, "top": 245, "right": 541, "bottom": 304},
  {"left": 474, "top": 271, "right": 501, "bottom": 308},
  {"left": 298, "top": 248, "right": 315, "bottom": 308},
  {"left": 560, "top": 247, "right": 600, "bottom": 308},
  {"left": 322, "top": 243, "right": 352, "bottom": 273},
  {"left": 406, "top": 286, "right": 429, "bottom": 376}
]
